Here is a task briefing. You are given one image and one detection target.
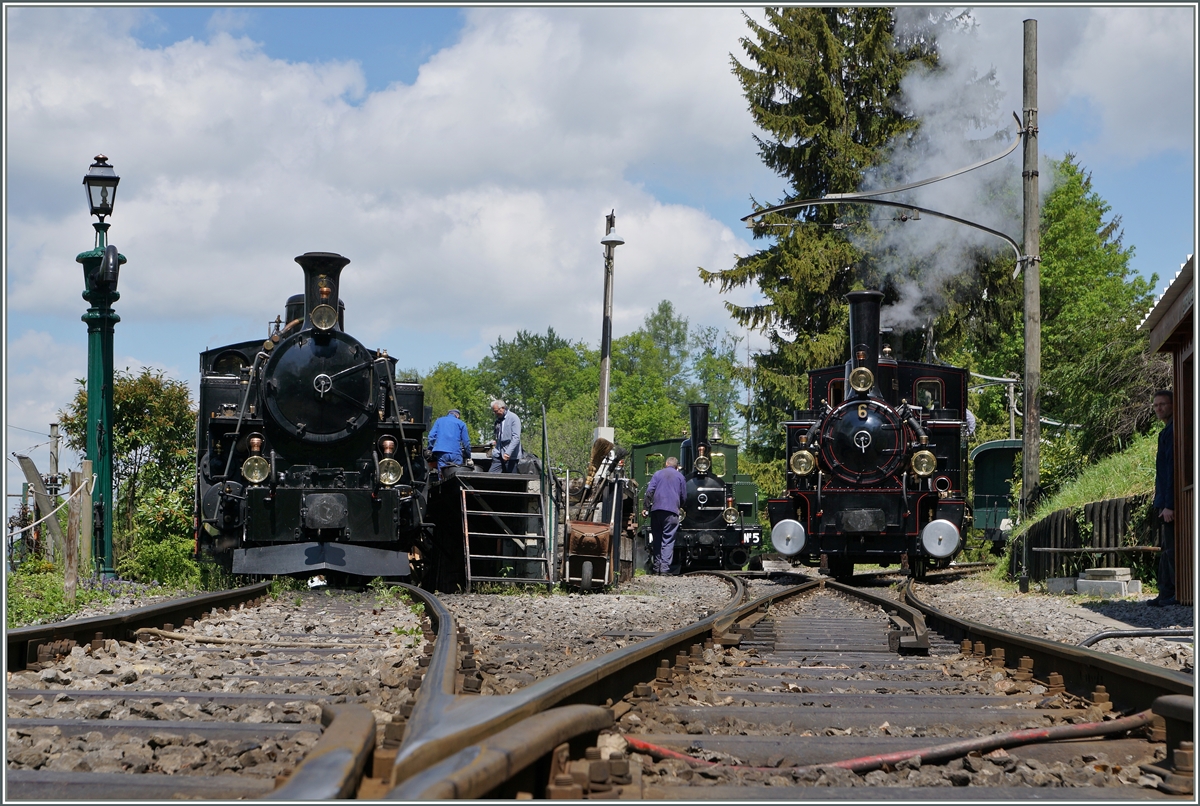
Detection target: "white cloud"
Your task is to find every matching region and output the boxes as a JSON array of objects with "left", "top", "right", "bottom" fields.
[{"left": 967, "top": 7, "right": 1194, "bottom": 161}]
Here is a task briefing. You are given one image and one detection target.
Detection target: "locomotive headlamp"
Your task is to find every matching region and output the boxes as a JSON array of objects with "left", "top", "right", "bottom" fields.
[
  {"left": 789, "top": 449, "right": 816, "bottom": 475},
  {"left": 849, "top": 367, "right": 874, "bottom": 393},
  {"left": 694, "top": 455, "right": 712, "bottom": 474},
  {"left": 722, "top": 506, "right": 739, "bottom": 525},
  {"left": 911, "top": 450, "right": 937, "bottom": 477},
  {"left": 242, "top": 455, "right": 271, "bottom": 484},
  {"left": 378, "top": 458, "right": 404, "bottom": 486},
  {"left": 310, "top": 303, "right": 338, "bottom": 331}
]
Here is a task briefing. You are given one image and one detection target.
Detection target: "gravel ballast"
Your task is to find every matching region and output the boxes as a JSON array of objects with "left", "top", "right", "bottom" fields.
[{"left": 914, "top": 573, "right": 1193, "bottom": 672}]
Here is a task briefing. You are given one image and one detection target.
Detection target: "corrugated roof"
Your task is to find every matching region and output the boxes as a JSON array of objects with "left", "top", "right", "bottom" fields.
[{"left": 1139, "top": 254, "right": 1194, "bottom": 333}]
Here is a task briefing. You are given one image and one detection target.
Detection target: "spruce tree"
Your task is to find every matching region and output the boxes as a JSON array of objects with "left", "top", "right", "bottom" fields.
[{"left": 702, "top": 8, "right": 942, "bottom": 457}]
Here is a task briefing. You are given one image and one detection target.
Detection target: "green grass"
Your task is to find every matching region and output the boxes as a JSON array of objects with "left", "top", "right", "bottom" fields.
[
  {"left": 997, "top": 430, "right": 1161, "bottom": 583},
  {"left": 1012, "top": 430, "right": 1158, "bottom": 540}
]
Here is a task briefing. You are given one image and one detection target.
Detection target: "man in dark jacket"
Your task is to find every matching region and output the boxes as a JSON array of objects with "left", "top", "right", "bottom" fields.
[
  {"left": 427, "top": 409, "right": 473, "bottom": 478},
  {"left": 644, "top": 457, "right": 687, "bottom": 575},
  {"left": 1149, "top": 390, "right": 1176, "bottom": 607}
]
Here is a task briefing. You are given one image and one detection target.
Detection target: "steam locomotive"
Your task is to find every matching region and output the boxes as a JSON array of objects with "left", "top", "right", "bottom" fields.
[
  {"left": 195, "top": 252, "right": 430, "bottom": 580},
  {"left": 631, "top": 403, "right": 762, "bottom": 572},
  {"left": 767, "top": 290, "right": 968, "bottom": 579}
]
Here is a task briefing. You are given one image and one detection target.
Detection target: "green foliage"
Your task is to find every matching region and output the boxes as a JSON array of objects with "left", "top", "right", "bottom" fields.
[
  {"left": 115, "top": 477, "right": 200, "bottom": 588},
  {"left": 58, "top": 367, "right": 196, "bottom": 569},
  {"left": 1013, "top": 429, "right": 1159, "bottom": 537},
  {"left": 421, "top": 362, "right": 492, "bottom": 443},
  {"left": 269, "top": 576, "right": 306, "bottom": 599},
  {"left": 989, "top": 156, "right": 1165, "bottom": 456}
]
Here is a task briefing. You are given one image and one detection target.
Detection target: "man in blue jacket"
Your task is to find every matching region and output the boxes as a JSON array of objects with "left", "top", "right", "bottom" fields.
[
  {"left": 489, "top": 400, "right": 522, "bottom": 473},
  {"left": 644, "top": 457, "right": 687, "bottom": 575},
  {"left": 1149, "top": 390, "right": 1176, "bottom": 607},
  {"left": 427, "top": 409, "right": 473, "bottom": 478}
]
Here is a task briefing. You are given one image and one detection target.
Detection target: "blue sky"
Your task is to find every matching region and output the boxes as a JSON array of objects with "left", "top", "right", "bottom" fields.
[{"left": 5, "top": 6, "right": 1196, "bottom": 502}]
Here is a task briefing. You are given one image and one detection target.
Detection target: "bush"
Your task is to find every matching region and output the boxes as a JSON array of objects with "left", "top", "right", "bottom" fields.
[{"left": 115, "top": 481, "right": 200, "bottom": 589}]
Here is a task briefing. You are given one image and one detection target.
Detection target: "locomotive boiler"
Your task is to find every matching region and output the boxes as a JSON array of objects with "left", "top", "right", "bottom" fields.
[
  {"left": 195, "top": 252, "right": 429, "bottom": 580},
  {"left": 767, "top": 290, "right": 968, "bottom": 578}
]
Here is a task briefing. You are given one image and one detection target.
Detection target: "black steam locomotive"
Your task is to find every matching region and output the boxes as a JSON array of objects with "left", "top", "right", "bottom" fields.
[
  {"left": 767, "top": 290, "right": 968, "bottom": 579},
  {"left": 195, "top": 252, "right": 429, "bottom": 580},
  {"left": 634, "top": 403, "right": 762, "bottom": 572}
]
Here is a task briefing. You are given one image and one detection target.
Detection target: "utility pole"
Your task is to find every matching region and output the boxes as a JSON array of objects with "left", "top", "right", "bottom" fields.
[
  {"left": 1021, "top": 19, "right": 1041, "bottom": 522},
  {"left": 595, "top": 211, "right": 623, "bottom": 444},
  {"left": 49, "top": 423, "right": 61, "bottom": 497}
]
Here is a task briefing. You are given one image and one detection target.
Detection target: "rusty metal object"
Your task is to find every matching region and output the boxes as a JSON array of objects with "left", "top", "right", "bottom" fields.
[
  {"left": 262, "top": 704, "right": 376, "bottom": 800},
  {"left": 386, "top": 705, "right": 613, "bottom": 799}
]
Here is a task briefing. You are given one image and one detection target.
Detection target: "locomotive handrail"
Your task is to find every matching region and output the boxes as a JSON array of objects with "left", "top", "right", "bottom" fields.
[{"left": 221, "top": 350, "right": 268, "bottom": 479}]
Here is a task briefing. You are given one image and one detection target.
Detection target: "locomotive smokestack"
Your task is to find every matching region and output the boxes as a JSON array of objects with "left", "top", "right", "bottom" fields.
[
  {"left": 846, "top": 290, "right": 884, "bottom": 396},
  {"left": 295, "top": 252, "right": 350, "bottom": 332},
  {"left": 689, "top": 403, "right": 710, "bottom": 451}
]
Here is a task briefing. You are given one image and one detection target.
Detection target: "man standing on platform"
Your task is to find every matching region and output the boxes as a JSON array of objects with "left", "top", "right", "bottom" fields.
[
  {"left": 1149, "top": 390, "right": 1177, "bottom": 607},
  {"left": 489, "top": 400, "right": 522, "bottom": 473},
  {"left": 426, "top": 409, "right": 473, "bottom": 478},
  {"left": 644, "top": 457, "right": 687, "bottom": 575}
]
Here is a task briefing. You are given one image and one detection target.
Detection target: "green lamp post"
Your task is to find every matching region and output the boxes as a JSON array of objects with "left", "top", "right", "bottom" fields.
[{"left": 76, "top": 155, "right": 125, "bottom": 577}]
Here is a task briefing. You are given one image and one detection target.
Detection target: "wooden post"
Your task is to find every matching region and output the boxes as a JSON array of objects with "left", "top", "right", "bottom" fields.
[
  {"left": 80, "top": 460, "right": 94, "bottom": 574},
  {"left": 66, "top": 471, "right": 81, "bottom": 605},
  {"left": 17, "top": 455, "right": 66, "bottom": 565},
  {"left": 1021, "top": 19, "right": 1041, "bottom": 521}
]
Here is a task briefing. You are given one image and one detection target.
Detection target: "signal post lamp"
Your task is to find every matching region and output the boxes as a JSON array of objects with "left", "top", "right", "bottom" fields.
[{"left": 76, "top": 155, "right": 125, "bottom": 577}]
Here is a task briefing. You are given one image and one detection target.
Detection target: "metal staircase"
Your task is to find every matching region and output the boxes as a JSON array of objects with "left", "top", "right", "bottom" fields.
[{"left": 459, "top": 474, "right": 550, "bottom": 590}]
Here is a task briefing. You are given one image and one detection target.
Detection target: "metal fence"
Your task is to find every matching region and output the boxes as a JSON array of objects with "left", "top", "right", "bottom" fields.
[{"left": 1009, "top": 494, "right": 1154, "bottom": 581}]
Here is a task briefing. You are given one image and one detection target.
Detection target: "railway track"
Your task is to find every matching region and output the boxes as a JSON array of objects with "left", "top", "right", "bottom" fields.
[
  {"left": 6, "top": 582, "right": 437, "bottom": 799},
  {"left": 387, "top": 575, "right": 1193, "bottom": 800},
  {"left": 8, "top": 573, "right": 1193, "bottom": 799}
]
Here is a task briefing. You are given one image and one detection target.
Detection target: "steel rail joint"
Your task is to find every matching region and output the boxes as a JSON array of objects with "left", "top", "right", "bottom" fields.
[
  {"left": 904, "top": 581, "right": 1192, "bottom": 711},
  {"left": 264, "top": 704, "right": 376, "bottom": 800},
  {"left": 7, "top": 581, "right": 273, "bottom": 672},
  {"left": 387, "top": 573, "right": 748, "bottom": 790}
]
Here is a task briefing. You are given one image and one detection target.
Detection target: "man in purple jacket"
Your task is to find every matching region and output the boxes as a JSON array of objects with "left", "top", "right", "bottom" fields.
[{"left": 644, "top": 457, "right": 687, "bottom": 575}]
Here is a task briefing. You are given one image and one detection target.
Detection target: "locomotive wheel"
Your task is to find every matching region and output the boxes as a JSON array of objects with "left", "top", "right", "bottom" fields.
[{"left": 581, "top": 560, "right": 594, "bottom": 591}]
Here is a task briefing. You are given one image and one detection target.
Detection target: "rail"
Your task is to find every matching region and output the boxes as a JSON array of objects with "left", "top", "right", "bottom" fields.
[
  {"left": 904, "top": 580, "right": 1192, "bottom": 712},
  {"left": 6, "top": 581, "right": 273, "bottom": 672}
]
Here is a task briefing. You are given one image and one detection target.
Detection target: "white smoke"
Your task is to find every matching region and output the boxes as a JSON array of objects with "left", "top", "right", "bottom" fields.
[{"left": 856, "top": 9, "right": 1057, "bottom": 332}]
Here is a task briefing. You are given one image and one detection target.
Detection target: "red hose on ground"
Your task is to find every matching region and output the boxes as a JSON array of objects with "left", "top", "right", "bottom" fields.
[{"left": 623, "top": 710, "right": 1153, "bottom": 774}]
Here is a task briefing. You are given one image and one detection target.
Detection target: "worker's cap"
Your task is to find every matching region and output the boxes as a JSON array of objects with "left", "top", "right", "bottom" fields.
[{"left": 448, "top": 409, "right": 461, "bottom": 416}]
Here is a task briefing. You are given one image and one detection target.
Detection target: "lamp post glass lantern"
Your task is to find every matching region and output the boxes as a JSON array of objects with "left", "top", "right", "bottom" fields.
[
  {"left": 77, "top": 155, "right": 125, "bottom": 577},
  {"left": 83, "top": 155, "right": 119, "bottom": 221}
]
